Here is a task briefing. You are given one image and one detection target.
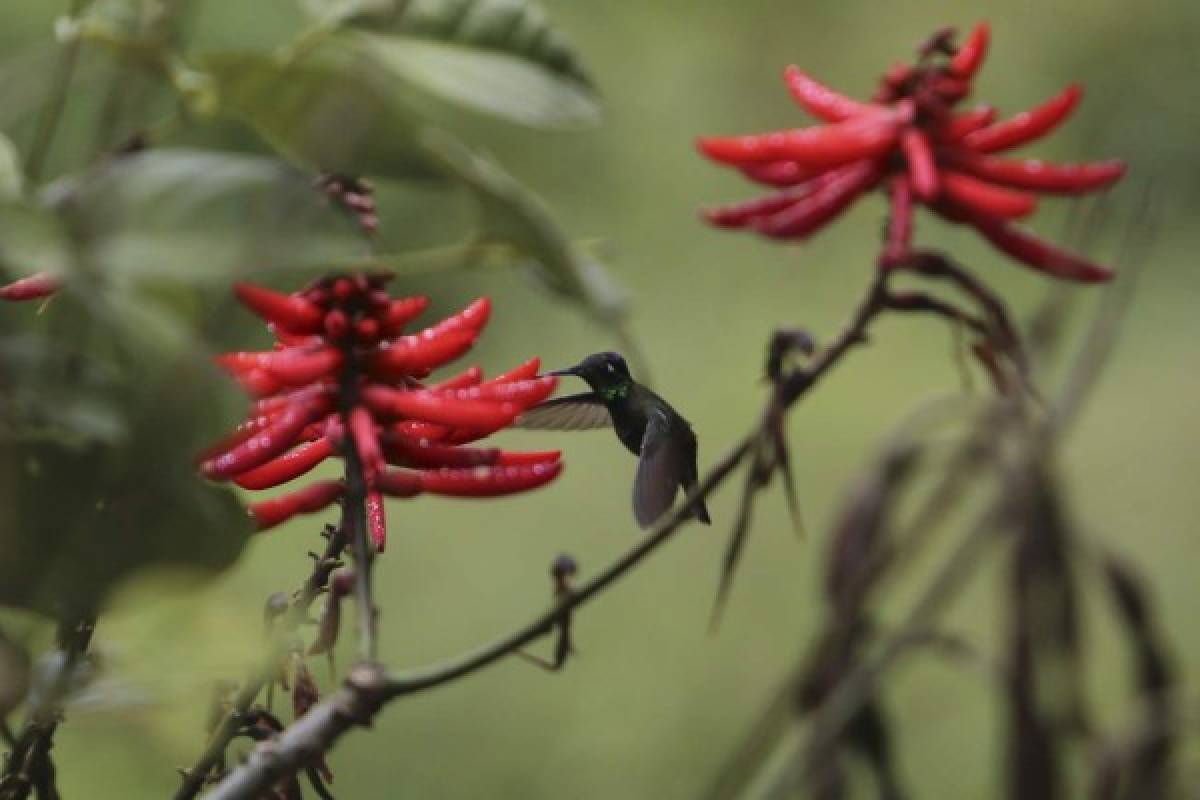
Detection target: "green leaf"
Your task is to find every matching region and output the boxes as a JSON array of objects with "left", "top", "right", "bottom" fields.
[
  {"left": 354, "top": 31, "right": 599, "bottom": 129},
  {"left": 0, "top": 629, "right": 31, "bottom": 718},
  {"left": 40, "top": 149, "right": 370, "bottom": 284},
  {"left": 0, "top": 44, "right": 61, "bottom": 134},
  {"left": 418, "top": 129, "right": 629, "bottom": 323},
  {"left": 200, "top": 41, "right": 440, "bottom": 180},
  {"left": 0, "top": 292, "right": 253, "bottom": 617},
  {"left": 0, "top": 200, "right": 73, "bottom": 283},
  {"left": 306, "top": 0, "right": 592, "bottom": 88},
  {"left": 0, "top": 133, "right": 23, "bottom": 201}
]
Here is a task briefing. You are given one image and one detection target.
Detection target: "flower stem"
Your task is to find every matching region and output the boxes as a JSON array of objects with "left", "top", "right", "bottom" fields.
[
  {"left": 24, "top": 0, "right": 93, "bottom": 184},
  {"left": 341, "top": 435, "right": 378, "bottom": 664}
]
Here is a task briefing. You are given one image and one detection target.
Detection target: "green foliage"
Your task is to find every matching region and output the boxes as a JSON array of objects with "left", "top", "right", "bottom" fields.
[
  {"left": 297, "top": 0, "right": 598, "bottom": 127},
  {"left": 0, "top": 292, "right": 251, "bottom": 617},
  {"left": 420, "top": 129, "right": 628, "bottom": 323},
  {"left": 0, "top": 200, "right": 71, "bottom": 282},
  {"left": 303, "top": 0, "right": 592, "bottom": 86},
  {"left": 353, "top": 31, "right": 599, "bottom": 129},
  {"left": 40, "top": 149, "right": 368, "bottom": 283},
  {"left": 0, "top": 132, "right": 23, "bottom": 200},
  {"left": 199, "top": 42, "right": 439, "bottom": 179}
]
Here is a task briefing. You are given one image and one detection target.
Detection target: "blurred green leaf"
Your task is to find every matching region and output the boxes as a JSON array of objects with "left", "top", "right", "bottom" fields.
[
  {"left": 419, "top": 129, "right": 629, "bottom": 324},
  {"left": 40, "top": 149, "right": 370, "bottom": 283},
  {"left": 0, "top": 199, "right": 73, "bottom": 282},
  {"left": 0, "top": 43, "right": 61, "bottom": 134},
  {"left": 354, "top": 31, "right": 599, "bottom": 129},
  {"left": 303, "top": 0, "right": 593, "bottom": 87},
  {"left": 0, "top": 628, "right": 31, "bottom": 718},
  {"left": 0, "top": 292, "right": 253, "bottom": 617},
  {"left": 0, "top": 132, "right": 23, "bottom": 200},
  {"left": 200, "top": 40, "right": 440, "bottom": 180}
]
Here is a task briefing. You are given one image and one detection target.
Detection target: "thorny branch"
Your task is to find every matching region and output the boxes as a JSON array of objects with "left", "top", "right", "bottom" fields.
[
  {"left": 172, "top": 526, "right": 347, "bottom": 800},
  {"left": 0, "top": 616, "right": 96, "bottom": 800}
]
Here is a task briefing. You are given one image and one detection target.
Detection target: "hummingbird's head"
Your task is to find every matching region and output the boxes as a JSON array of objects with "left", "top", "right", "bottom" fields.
[{"left": 549, "top": 351, "right": 632, "bottom": 392}]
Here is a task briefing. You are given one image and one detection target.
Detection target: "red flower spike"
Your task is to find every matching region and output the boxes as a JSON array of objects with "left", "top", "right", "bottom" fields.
[
  {"left": 783, "top": 66, "right": 878, "bottom": 122},
  {"left": 202, "top": 395, "right": 332, "bottom": 480},
  {"left": 750, "top": 160, "right": 885, "bottom": 239},
  {"left": 963, "top": 84, "right": 1083, "bottom": 154},
  {"left": 380, "top": 296, "right": 430, "bottom": 336},
  {"left": 428, "top": 365, "right": 484, "bottom": 391},
  {"left": 195, "top": 413, "right": 278, "bottom": 464},
  {"left": 940, "top": 105, "right": 997, "bottom": 141},
  {"left": 265, "top": 347, "right": 344, "bottom": 387},
  {"left": 432, "top": 297, "right": 492, "bottom": 336},
  {"left": 697, "top": 25, "right": 1124, "bottom": 282},
  {"left": 703, "top": 186, "right": 814, "bottom": 229},
  {"left": 204, "top": 277, "right": 563, "bottom": 551},
  {"left": 324, "top": 310, "right": 350, "bottom": 341},
  {"left": 355, "top": 317, "right": 381, "bottom": 344},
  {"left": 366, "top": 329, "right": 477, "bottom": 380},
  {"left": 738, "top": 160, "right": 818, "bottom": 188},
  {"left": 943, "top": 151, "right": 1126, "bottom": 194},
  {"left": 948, "top": 22, "right": 990, "bottom": 79},
  {"left": 480, "top": 358, "right": 541, "bottom": 386},
  {"left": 434, "top": 376, "right": 557, "bottom": 406},
  {"left": 697, "top": 113, "right": 902, "bottom": 168},
  {"left": 389, "top": 420, "right": 451, "bottom": 444},
  {"left": 883, "top": 176, "right": 914, "bottom": 267},
  {"left": 365, "top": 491, "right": 387, "bottom": 552},
  {"left": 376, "top": 470, "right": 421, "bottom": 498},
  {"left": 234, "top": 283, "right": 324, "bottom": 334},
  {"left": 252, "top": 385, "right": 334, "bottom": 416},
  {"left": 233, "top": 437, "right": 335, "bottom": 490},
  {"left": 0, "top": 272, "right": 60, "bottom": 302},
  {"left": 250, "top": 480, "right": 345, "bottom": 531},
  {"left": 495, "top": 450, "right": 563, "bottom": 467},
  {"left": 361, "top": 386, "right": 521, "bottom": 430},
  {"left": 381, "top": 433, "right": 560, "bottom": 470},
  {"left": 234, "top": 369, "right": 285, "bottom": 399},
  {"left": 935, "top": 200, "right": 1112, "bottom": 282},
  {"left": 900, "top": 129, "right": 939, "bottom": 200},
  {"left": 940, "top": 171, "right": 1037, "bottom": 219},
  {"left": 349, "top": 406, "right": 384, "bottom": 486},
  {"left": 419, "top": 462, "right": 564, "bottom": 497}
]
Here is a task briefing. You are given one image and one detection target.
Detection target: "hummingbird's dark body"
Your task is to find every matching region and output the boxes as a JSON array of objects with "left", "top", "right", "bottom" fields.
[{"left": 518, "top": 352, "right": 711, "bottom": 529}]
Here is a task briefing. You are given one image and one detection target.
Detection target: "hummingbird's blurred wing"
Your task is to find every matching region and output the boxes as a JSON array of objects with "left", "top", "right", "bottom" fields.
[
  {"left": 514, "top": 394, "right": 612, "bottom": 430},
  {"left": 633, "top": 408, "right": 684, "bottom": 529}
]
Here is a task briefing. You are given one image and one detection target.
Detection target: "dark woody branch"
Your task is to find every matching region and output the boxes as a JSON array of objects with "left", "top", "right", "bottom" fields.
[{"left": 0, "top": 616, "right": 96, "bottom": 800}]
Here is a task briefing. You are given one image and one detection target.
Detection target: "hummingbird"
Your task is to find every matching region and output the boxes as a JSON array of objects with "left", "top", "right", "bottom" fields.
[{"left": 517, "top": 352, "right": 711, "bottom": 529}]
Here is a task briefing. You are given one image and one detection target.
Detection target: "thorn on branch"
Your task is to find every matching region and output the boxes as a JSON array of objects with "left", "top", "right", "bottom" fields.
[
  {"left": 710, "top": 329, "right": 823, "bottom": 631},
  {"left": 518, "top": 556, "right": 579, "bottom": 672},
  {"left": 766, "top": 328, "right": 817, "bottom": 384}
]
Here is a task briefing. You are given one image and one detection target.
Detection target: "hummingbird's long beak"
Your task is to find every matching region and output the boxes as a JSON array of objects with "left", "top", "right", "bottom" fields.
[{"left": 546, "top": 365, "right": 579, "bottom": 378}]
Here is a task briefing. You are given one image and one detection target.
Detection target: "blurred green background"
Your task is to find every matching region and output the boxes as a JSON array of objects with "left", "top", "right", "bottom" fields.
[{"left": 3, "top": 0, "right": 1200, "bottom": 797}]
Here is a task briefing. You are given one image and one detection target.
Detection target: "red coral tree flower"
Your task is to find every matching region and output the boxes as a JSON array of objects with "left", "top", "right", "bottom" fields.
[
  {"left": 0, "top": 272, "right": 61, "bottom": 302},
  {"left": 201, "top": 273, "right": 563, "bottom": 550},
  {"left": 697, "top": 22, "right": 1125, "bottom": 282}
]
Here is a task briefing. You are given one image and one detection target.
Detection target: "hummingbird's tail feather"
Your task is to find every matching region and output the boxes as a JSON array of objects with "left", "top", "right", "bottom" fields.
[{"left": 684, "top": 489, "right": 712, "bottom": 525}]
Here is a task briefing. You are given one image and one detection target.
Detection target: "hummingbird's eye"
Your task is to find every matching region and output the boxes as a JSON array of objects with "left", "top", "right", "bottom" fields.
[{"left": 606, "top": 363, "right": 615, "bottom": 373}]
